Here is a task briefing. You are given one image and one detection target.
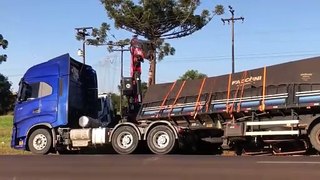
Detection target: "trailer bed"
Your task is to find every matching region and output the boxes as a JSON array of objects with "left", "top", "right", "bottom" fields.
[{"left": 138, "top": 56, "right": 320, "bottom": 124}]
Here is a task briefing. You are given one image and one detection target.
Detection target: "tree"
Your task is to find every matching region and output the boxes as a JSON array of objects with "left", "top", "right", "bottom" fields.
[
  {"left": 109, "top": 92, "right": 122, "bottom": 113},
  {"left": 75, "top": 23, "right": 110, "bottom": 46},
  {"left": 0, "top": 73, "right": 14, "bottom": 115},
  {"left": 140, "top": 81, "right": 148, "bottom": 97},
  {"left": 100, "top": 0, "right": 224, "bottom": 86},
  {"left": 0, "top": 34, "right": 9, "bottom": 63},
  {"left": 179, "top": 69, "right": 207, "bottom": 80}
]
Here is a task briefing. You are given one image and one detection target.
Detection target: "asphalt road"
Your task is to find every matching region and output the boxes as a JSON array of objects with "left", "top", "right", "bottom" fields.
[{"left": 1, "top": 155, "right": 320, "bottom": 180}]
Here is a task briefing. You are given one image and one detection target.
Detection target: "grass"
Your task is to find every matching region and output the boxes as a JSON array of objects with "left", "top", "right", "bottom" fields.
[{"left": 0, "top": 115, "right": 30, "bottom": 155}]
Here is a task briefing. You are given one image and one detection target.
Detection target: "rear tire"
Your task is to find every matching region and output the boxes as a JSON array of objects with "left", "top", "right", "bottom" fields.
[
  {"left": 310, "top": 123, "right": 320, "bottom": 152},
  {"left": 111, "top": 126, "right": 139, "bottom": 154},
  {"left": 147, "top": 125, "right": 177, "bottom": 155},
  {"left": 28, "top": 129, "right": 52, "bottom": 155}
]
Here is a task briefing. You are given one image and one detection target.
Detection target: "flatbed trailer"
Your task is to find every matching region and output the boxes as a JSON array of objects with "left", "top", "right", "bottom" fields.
[{"left": 138, "top": 56, "right": 320, "bottom": 154}]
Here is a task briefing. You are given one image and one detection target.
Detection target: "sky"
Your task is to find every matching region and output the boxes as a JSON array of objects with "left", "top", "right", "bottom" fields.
[{"left": 1, "top": 1, "right": 320, "bottom": 93}]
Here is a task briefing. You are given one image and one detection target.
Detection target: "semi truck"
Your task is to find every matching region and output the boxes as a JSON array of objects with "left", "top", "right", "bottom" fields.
[{"left": 10, "top": 38, "right": 320, "bottom": 155}]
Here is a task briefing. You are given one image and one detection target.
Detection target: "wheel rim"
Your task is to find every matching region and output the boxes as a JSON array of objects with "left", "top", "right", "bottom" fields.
[
  {"left": 117, "top": 132, "right": 134, "bottom": 149},
  {"left": 33, "top": 134, "right": 48, "bottom": 151},
  {"left": 317, "top": 129, "right": 320, "bottom": 144},
  {"left": 152, "top": 131, "right": 170, "bottom": 149}
]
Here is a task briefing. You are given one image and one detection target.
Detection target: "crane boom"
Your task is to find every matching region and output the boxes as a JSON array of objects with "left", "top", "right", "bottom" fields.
[{"left": 122, "top": 36, "right": 152, "bottom": 122}]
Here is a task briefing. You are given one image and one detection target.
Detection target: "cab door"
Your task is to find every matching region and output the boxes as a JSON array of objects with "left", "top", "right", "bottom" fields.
[{"left": 14, "top": 79, "right": 58, "bottom": 137}]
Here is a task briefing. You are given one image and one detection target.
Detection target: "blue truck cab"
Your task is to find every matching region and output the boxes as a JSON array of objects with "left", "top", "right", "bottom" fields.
[{"left": 11, "top": 54, "right": 98, "bottom": 154}]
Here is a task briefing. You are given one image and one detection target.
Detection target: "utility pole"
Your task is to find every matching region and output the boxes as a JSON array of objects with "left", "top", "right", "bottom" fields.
[
  {"left": 111, "top": 44, "right": 130, "bottom": 115},
  {"left": 221, "top": 6, "right": 244, "bottom": 74},
  {"left": 75, "top": 27, "right": 93, "bottom": 64}
]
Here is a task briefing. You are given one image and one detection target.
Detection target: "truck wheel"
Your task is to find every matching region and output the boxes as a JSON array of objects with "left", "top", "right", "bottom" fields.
[
  {"left": 28, "top": 129, "right": 52, "bottom": 155},
  {"left": 112, "top": 126, "right": 139, "bottom": 154},
  {"left": 147, "top": 125, "right": 177, "bottom": 155},
  {"left": 310, "top": 123, "right": 320, "bottom": 152}
]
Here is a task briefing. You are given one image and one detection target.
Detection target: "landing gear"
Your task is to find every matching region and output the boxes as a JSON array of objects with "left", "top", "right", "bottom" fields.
[
  {"left": 147, "top": 125, "right": 177, "bottom": 155},
  {"left": 111, "top": 126, "right": 139, "bottom": 154}
]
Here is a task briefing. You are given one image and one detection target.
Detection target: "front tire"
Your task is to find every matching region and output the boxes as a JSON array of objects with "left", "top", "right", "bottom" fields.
[
  {"left": 28, "top": 129, "right": 52, "bottom": 155},
  {"left": 111, "top": 126, "right": 139, "bottom": 154},
  {"left": 310, "top": 123, "right": 320, "bottom": 152},
  {"left": 147, "top": 125, "right": 177, "bottom": 155}
]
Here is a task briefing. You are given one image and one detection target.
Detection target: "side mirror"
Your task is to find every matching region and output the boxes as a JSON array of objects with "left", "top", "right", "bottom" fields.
[{"left": 27, "top": 98, "right": 35, "bottom": 101}]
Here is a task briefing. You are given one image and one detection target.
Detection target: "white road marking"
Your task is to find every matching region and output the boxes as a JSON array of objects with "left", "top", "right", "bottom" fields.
[{"left": 257, "top": 161, "right": 320, "bottom": 164}]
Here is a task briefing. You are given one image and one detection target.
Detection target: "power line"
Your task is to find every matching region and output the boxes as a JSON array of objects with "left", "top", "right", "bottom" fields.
[
  {"left": 2, "top": 52, "right": 319, "bottom": 76},
  {"left": 3, "top": 74, "right": 24, "bottom": 77},
  {"left": 159, "top": 52, "right": 320, "bottom": 63}
]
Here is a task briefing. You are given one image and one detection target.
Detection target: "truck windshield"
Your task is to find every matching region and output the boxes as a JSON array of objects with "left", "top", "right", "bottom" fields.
[{"left": 17, "top": 80, "right": 32, "bottom": 102}]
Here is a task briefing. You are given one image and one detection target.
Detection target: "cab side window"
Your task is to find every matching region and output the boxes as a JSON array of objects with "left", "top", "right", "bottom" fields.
[
  {"left": 37, "top": 82, "right": 52, "bottom": 98},
  {"left": 18, "top": 82, "right": 52, "bottom": 102}
]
